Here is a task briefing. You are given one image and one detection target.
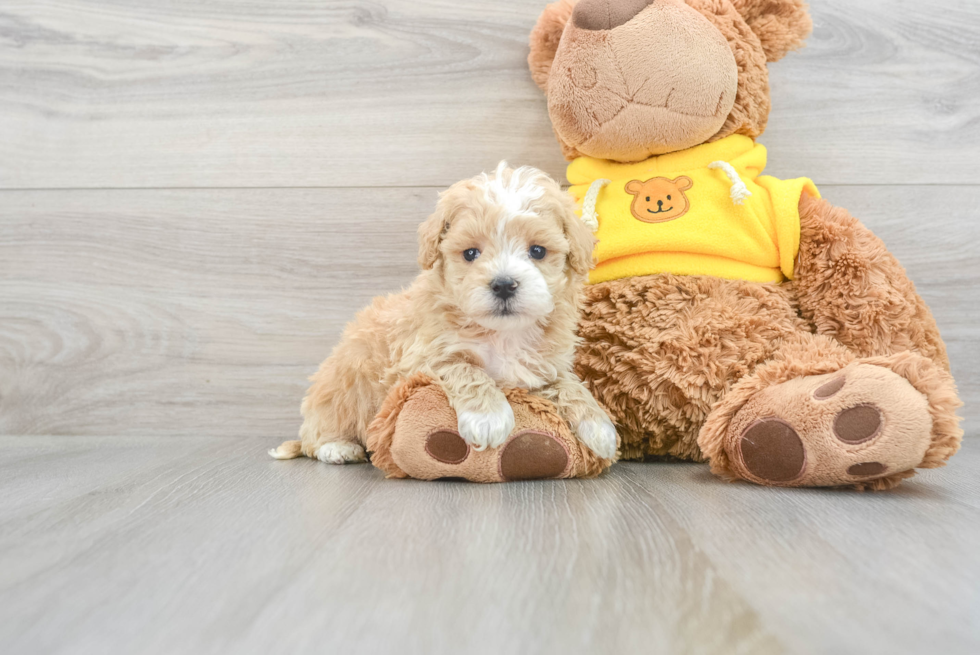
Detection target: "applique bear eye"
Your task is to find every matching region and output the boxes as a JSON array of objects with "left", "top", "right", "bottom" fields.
[{"left": 463, "top": 248, "right": 481, "bottom": 261}]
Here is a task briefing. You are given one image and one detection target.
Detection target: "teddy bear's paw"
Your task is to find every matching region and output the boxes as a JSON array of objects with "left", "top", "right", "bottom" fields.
[
  {"left": 377, "top": 380, "right": 611, "bottom": 482},
  {"left": 726, "top": 363, "right": 933, "bottom": 488}
]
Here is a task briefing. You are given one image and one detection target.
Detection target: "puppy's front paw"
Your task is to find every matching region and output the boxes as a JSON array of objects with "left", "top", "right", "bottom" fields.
[
  {"left": 315, "top": 442, "right": 367, "bottom": 465},
  {"left": 457, "top": 400, "right": 516, "bottom": 451},
  {"left": 575, "top": 416, "right": 618, "bottom": 460}
]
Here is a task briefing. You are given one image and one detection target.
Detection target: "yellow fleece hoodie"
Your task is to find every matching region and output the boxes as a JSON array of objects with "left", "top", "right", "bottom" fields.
[{"left": 568, "top": 135, "right": 819, "bottom": 285}]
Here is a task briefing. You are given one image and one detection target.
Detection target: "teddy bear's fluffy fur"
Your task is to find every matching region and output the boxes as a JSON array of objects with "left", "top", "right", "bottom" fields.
[{"left": 525, "top": 0, "right": 962, "bottom": 489}]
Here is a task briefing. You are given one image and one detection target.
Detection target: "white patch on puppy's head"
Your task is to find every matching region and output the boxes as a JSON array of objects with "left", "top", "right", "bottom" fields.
[{"left": 483, "top": 160, "right": 545, "bottom": 221}]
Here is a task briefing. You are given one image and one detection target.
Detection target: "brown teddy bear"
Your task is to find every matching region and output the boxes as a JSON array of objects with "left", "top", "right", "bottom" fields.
[{"left": 370, "top": 0, "right": 962, "bottom": 489}]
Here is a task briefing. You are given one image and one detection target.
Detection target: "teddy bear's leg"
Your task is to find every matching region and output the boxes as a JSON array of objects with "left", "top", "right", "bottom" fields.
[
  {"left": 365, "top": 374, "right": 610, "bottom": 482},
  {"left": 575, "top": 274, "right": 812, "bottom": 462},
  {"left": 795, "top": 193, "right": 951, "bottom": 369},
  {"left": 698, "top": 332, "right": 962, "bottom": 490}
]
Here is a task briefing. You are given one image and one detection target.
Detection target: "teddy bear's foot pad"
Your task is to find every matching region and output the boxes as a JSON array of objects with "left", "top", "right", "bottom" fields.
[{"left": 727, "top": 363, "right": 933, "bottom": 488}]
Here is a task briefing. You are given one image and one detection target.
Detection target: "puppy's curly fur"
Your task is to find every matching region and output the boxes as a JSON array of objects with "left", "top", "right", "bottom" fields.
[{"left": 271, "top": 163, "right": 617, "bottom": 464}]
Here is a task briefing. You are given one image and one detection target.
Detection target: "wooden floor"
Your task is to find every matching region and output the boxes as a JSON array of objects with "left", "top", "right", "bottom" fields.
[
  {"left": 2, "top": 0, "right": 979, "bottom": 652},
  {"left": 1, "top": 437, "right": 978, "bottom": 655}
]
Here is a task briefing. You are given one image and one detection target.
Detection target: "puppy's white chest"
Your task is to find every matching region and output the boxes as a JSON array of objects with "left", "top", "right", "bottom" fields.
[{"left": 467, "top": 333, "right": 547, "bottom": 389}]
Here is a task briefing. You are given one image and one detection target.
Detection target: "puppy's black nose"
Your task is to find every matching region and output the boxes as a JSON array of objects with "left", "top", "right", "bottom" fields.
[{"left": 490, "top": 276, "right": 519, "bottom": 300}]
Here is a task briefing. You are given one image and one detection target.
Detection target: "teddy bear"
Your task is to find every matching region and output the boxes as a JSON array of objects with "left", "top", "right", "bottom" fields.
[{"left": 368, "top": 0, "right": 963, "bottom": 489}]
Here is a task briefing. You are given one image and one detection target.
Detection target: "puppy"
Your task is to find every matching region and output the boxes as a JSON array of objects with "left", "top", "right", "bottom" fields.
[{"left": 270, "top": 163, "right": 617, "bottom": 465}]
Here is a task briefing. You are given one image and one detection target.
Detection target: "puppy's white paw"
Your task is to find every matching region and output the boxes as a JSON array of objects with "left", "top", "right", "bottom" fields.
[
  {"left": 457, "top": 401, "right": 515, "bottom": 451},
  {"left": 575, "top": 416, "right": 618, "bottom": 460},
  {"left": 315, "top": 442, "right": 367, "bottom": 465}
]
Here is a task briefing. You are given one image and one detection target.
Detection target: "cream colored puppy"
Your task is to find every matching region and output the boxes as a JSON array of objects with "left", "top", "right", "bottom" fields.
[{"left": 270, "top": 163, "right": 617, "bottom": 465}]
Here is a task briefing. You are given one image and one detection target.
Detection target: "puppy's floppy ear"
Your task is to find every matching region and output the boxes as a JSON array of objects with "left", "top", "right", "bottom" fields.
[
  {"left": 417, "top": 207, "right": 448, "bottom": 271},
  {"left": 528, "top": 0, "right": 577, "bottom": 91},
  {"left": 731, "top": 0, "right": 812, "bottom": 62},
  {"left": 559, "top": 197, "right": 597, "bottom": 277}
]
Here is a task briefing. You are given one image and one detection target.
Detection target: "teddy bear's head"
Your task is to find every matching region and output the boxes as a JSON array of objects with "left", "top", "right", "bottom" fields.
[{"left": 529, "top": 0, "right": 812, "bottom": 162}]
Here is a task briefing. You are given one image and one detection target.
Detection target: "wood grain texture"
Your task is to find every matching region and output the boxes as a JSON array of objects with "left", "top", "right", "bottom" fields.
[
  {"left": 0, "top": 436, "right": 978, "bottom": 655},
  {"left": 1, "top": 2, "right": 978, "bottom": 653},
  {"left": 1, "top": 0, "right": 979, "bottom": 188},
  {"left": 1, "top": 186, "right": 976, "bottom": 439}
]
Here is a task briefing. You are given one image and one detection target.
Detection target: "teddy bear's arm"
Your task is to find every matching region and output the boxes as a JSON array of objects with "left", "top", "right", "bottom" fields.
[{"left": 793, "top": 194, "right": 950, "bottom": 370}]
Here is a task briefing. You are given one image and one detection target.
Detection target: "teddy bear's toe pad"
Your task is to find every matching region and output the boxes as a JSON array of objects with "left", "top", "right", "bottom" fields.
[
  {"left": 739, "top": 419, "right": 806, "bottom": 483},
  {"left": 728, "top": 363, "right": 933, "bottom": 487},
  {"left": 833, "top": 405, "right": 882, "bottom": 444},
  {"left": 499, "top": 431, "right": 569, "bottom": 481},
  {"left": 425, "top": 430, "right": 469, "bottom": 464}
]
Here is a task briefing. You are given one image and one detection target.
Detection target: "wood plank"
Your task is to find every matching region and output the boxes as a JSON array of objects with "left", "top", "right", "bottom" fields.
[
  {"left": 1, "top": 185, "right": 976, "bottom": 439},
  {"left": 0, "top": 436, "right": 977, "bottom": 654},
  {"left": 1, "top": 0, "right": 979, "bottom": 189},
  {"left": 0, "top": 187, "right": 431, "bottom": 438}
]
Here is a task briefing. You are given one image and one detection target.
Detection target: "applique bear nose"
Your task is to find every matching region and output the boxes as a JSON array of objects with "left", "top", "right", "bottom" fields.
[{"left": 572, "top": 0, "right": 656, "bottom": 31}]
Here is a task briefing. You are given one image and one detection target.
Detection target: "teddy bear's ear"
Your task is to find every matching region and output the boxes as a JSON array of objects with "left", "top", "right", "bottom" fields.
[
  {"left": 625, "top": 180, "right": 644, "bottom": 196},
  {"left": 731, "top": 0, "right": 813, "bottom": 63},
  {"left": 528, "top": 0, "right": 577, "bottom": 91}
]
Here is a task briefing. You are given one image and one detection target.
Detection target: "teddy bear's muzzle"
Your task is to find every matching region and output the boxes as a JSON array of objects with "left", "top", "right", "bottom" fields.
[{"left": 548, "top": 0, "right": 740, "bottom": 160}]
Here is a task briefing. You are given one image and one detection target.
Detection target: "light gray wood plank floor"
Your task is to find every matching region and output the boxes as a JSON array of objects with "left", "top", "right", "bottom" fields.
[{"left": 1, "top": 436, "right": 978, "bottom": 655}]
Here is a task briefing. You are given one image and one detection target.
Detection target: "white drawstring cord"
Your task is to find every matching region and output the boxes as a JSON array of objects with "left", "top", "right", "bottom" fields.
[
  {"left": 581, "top": 178, "right": 610, "bottom": 231},
  {"left": 709, "top": 161, "right": 752, "bottom": 205}
]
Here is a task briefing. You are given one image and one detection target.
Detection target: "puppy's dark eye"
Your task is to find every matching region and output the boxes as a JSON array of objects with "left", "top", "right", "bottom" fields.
[
  {"left": 529, "top": 245, "right": 547, "bottom": 260},
  {"left": 463, "top": 248, "right": 480, "bottom": 262}
]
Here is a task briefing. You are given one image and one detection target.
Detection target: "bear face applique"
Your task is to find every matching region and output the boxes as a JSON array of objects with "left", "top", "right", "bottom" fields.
[{"left": 625, "top": 176, "right": 694, "bottom": 223}]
